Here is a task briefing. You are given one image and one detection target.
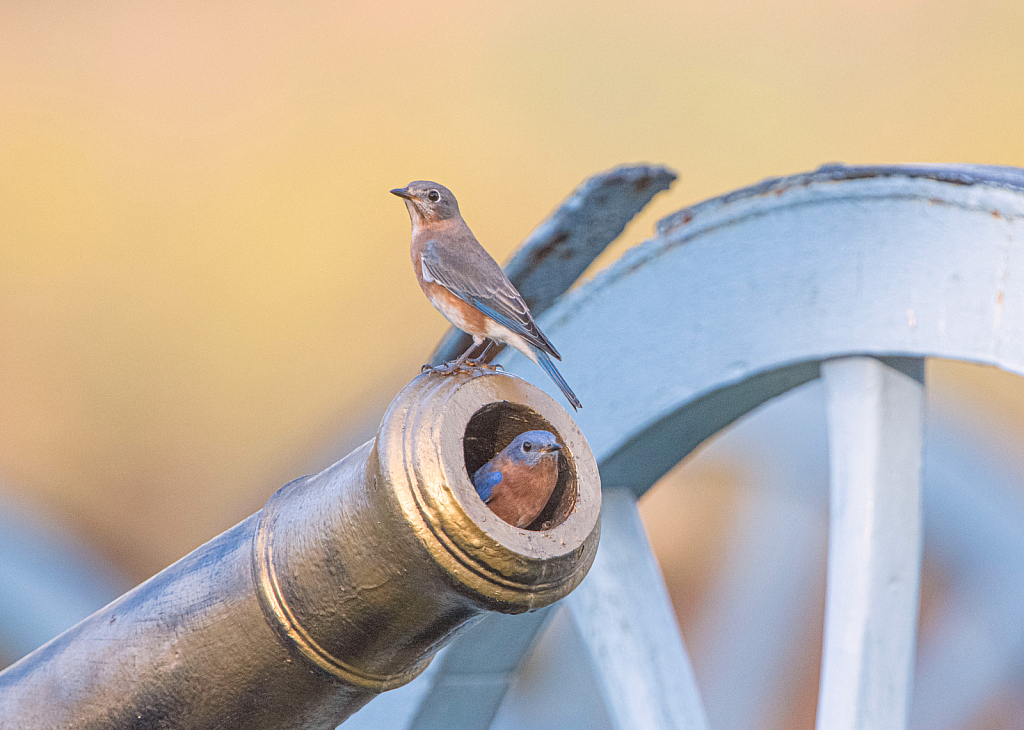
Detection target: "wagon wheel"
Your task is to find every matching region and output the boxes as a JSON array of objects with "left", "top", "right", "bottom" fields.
[{"left": 348, "top": 163, "right": 1024, "bottom": 730}]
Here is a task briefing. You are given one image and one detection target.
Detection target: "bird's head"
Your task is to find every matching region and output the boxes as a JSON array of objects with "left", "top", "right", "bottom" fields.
[
  {"left": 506, "top": 430, "right": 562, "bottom": 467},
  {"left": 391, "top": 181, "right": 460, "bottom": 226}
]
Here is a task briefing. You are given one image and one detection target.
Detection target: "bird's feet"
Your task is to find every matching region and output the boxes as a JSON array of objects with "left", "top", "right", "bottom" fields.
[
  {"left": 420, "top": 359, "right": 505, "bottom": 376},
  {"left": 466, "top": 359, "right": 504, "bottom": 373},
  {"left": 421, "top": 360, "right": 468, "bottom": 375},
  {"left": 458, "top": 358, "right": 507, "bottom": 376}
]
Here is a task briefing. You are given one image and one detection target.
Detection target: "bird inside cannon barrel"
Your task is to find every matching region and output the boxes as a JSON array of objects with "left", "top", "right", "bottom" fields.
[
  {"left": 471, "top": 431, "right": 562, "bottom": 528},
  {"left": 391, "top": 181, "right": 582, "bottom": 410}
]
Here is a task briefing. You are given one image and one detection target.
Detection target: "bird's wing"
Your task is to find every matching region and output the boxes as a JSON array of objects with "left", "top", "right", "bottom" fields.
[
  {"left": 473, "top": 468, "right": 503, "bottom": 502},
  {"left": 421, "top": 237, "right": 560, "bottom": 358}
]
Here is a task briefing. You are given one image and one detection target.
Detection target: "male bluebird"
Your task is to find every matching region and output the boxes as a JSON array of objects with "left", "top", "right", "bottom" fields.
[
  {"left": 391, "top": 181, "right": 582, "bottom": 410},
  {"left": 471, "top": 431, "right": 562, "bottom": 528}
]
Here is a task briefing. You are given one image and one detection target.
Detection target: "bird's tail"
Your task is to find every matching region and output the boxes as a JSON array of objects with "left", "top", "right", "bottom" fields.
[{"left": 535, "top": 350, "right": 582, "bottom": 411}]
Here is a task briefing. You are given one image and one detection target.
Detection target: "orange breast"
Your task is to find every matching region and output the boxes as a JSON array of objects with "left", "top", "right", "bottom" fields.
[
  {"left": 484, "top": 458, "right": 559, "bottom": 528},
  {"left": 423, "top": 280, "right": 489, "bottom": 337}
]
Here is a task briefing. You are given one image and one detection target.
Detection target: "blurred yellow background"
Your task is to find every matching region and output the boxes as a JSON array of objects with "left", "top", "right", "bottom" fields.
[
  {"left": 6, "top": 0, "right": 1024, "bottom": 575},
  {"left": 3, "top": 2, "right": 1024, "bottom": 723}
]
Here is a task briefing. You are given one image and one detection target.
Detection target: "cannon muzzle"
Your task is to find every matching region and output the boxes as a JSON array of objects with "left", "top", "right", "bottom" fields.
[{"left": 0, "top": 371, "right": 601, "bottom": 729}]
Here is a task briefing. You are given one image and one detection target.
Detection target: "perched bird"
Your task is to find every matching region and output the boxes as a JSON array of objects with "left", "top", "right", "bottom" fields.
[
  {"left": 472, "top": 431, "right": 562, "bottom": 528},
  {"left": 391, "top": 181, "right": 582, "bottom": 410}
]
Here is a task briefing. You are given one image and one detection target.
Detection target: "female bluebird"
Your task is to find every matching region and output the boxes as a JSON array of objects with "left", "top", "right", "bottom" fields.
[
  {"left": 391, "top": 181, "right": 582, "bottom": 410},
  {"left": 472, "top": 431, "right": 562, "bottom": 528}
]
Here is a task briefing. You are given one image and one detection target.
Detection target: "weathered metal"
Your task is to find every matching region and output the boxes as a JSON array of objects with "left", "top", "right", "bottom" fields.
[
  {"left": 430, "top": 163, "right": 677, "bottom": 365},
  {"left": 0, "top": 371, "right": 600, "bottom": 730}
]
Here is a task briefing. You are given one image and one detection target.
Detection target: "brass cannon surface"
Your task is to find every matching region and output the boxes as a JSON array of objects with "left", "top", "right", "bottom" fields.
[{"left": 0, "top": 371, "right": 600, "bottom": 729}]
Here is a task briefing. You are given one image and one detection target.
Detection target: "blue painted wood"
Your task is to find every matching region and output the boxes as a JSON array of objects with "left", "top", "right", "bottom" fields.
[
  {"left": 565, "top": 489, "right": 709, "bottom": 730},
  {"left": 490, "top": 607, "right": 615, "bottom": 730},
  {"left": 641, "top": 377, "right": 1024, "bottom": 730},
  {"left": 405, "top": 611, "right": 555, "bottom": 730},
  {"left": 502, "top": 166, "right": 1024, "bottom": 493},
  {"left": 491, "top": 165, "right": 1024, "bottom": 730},
  {"left": 818, "top": 357, "right": 923, "bottom": 730}
]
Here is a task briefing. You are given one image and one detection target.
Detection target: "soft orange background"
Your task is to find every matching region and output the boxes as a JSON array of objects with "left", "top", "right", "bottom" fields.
[{"left": 3, "top": 1, "right": 1024, "bottom": 725}]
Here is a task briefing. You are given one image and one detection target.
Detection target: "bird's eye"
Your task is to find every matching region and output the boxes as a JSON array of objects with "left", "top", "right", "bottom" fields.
[
  {"left": 522, "top": 441, "right": 532, "bottom": 452},
  {"left": 427, "top": 190, "right": 440, "bottom": 203}
]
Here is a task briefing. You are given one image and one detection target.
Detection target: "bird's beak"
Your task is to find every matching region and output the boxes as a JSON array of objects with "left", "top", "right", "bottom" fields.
[
  {"left": 390, "top": 188, "right": 414, "bottom": 200},
  {"left": 541, "top": 443, "right": 562, "bottom": 454}
]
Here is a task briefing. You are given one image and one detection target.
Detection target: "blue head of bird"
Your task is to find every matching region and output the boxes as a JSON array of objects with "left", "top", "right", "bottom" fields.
[
  {"left": 472, "top": 429, "right": 564, "bottom": 525},
  {"left": 505, "top": 430, "right": 562, "bottom": 466}
]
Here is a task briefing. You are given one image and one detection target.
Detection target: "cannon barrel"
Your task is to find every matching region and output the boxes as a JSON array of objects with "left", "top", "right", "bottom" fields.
[{"left": 0, "top": 371, "right": 601, "bottom": 729}]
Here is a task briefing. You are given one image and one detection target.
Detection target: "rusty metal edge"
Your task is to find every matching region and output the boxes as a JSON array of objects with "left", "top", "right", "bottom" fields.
[{"left": 656, "top": 162, "right": 1024, "bottom": 236}]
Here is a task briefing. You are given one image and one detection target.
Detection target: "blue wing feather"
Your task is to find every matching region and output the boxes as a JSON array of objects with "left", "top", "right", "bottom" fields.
[
  {"left": 473, "top": 469, "right": 503, "bottom": 502},
  {"left": 421, "top": 239, "right": 560, "bottom": 359},
  {"left": 536, "top": 350, "right": 582, "bottom": 411},
  {"left": 472, "top": 301, "right": 558, "bottom": 359}
]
